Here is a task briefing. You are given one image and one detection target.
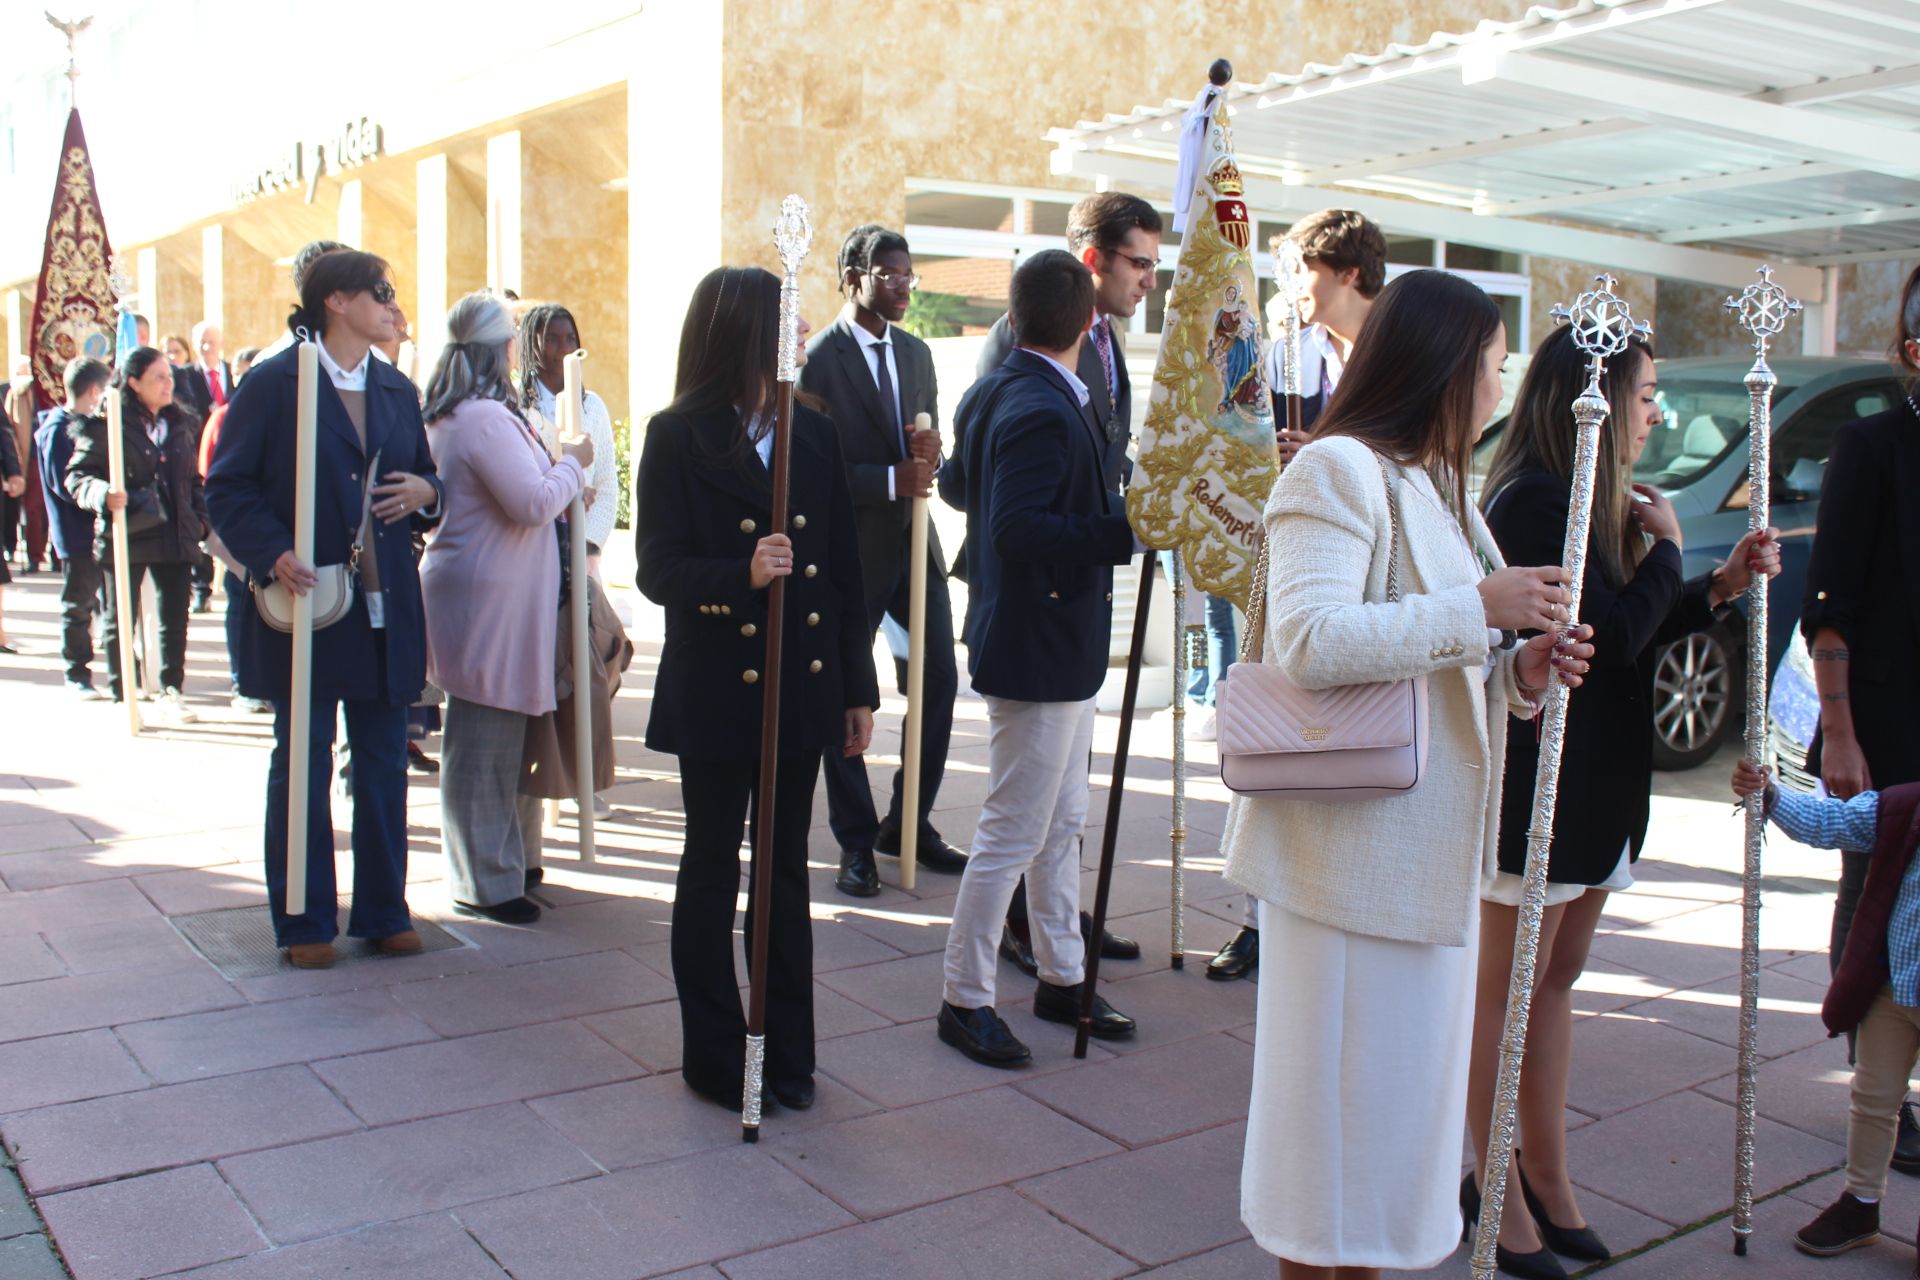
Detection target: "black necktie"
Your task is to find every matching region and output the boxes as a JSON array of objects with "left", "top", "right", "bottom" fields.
[{"left": 872, "top": 340, "right": 905, "bottom": 456}]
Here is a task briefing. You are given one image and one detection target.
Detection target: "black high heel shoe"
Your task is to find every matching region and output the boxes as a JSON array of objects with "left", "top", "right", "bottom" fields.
[
  {"left": 1515, "top": 1158, "right": 1612, "bottom": 1262},
  {"left": 1460, "top": 1171, "right": 1572, "bottom": 1280}
]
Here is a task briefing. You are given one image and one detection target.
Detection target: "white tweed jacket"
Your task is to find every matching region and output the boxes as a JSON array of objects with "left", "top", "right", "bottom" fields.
[{"left": 1222, "top": 435, "right": 1537, "bottom": 948}]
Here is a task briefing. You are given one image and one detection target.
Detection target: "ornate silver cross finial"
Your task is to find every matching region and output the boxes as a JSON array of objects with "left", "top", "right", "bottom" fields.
[
  {"left": 1552, "top": 273, "right": 1650, "bottom": 365},
  {"left": 773, "top": 194, "right": 814, "bottom": 282},
  {"left": 1725, "top": 265, "right": 1802, "bottom": 356},
  {"left": 107, "top": 253, "right": 134, "bottom": 309}
]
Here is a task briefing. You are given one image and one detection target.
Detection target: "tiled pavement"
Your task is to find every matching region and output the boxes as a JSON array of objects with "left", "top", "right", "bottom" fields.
[{"left": 0, "top": 567, "right": 1899, "bottom": 1278}]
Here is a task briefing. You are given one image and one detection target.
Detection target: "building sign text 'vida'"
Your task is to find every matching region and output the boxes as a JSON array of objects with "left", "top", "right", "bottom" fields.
[{"left": 230, "top": 118, "right": 383, "bottom": 206}]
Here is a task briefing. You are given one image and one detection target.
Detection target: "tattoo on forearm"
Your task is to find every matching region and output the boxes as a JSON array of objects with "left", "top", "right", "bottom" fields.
[
  {"left": 1823, "top": 691, "right": 1850, "bottom": 703},
  {"left": 1811, "top": 647, "right": 1851, "bottom": 662}
]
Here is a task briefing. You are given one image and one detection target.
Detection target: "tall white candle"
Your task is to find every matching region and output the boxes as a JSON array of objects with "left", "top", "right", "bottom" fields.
[
  {"left": 285, "top": 340, "right": 320, "bottom": 918},
  {"left": 104, "top": 385, "right": 141, "bottom": 734},
  {"left": 564, "top": 349, "right": 594, "bottom": 866}
]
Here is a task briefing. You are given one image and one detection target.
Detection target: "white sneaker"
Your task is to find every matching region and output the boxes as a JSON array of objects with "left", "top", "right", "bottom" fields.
[
  {"left": 1189, "top": 707, "right": 1217, "bottom": 741},
  {"left": 159, "top": 687, "right": 199, "bottom": 724}
]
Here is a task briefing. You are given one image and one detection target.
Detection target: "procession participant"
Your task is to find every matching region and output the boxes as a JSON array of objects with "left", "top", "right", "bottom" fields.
[
  {"left": 1466, "top": 325, "right": 1779, "bottom": 1269},
  {"left": 798, "top": 224, "right": 965, "bottom": 897},
  {"left": 938, "top": 249, "right": 1142, "bottom": 1068},
  {"left": 6, "top": 356, "right": 48, "bottom": 576},
  {"left": 635, "top": 265, "right": 876, "bottom": 1112},
  {"left": 36, "top": 357, "right": 111, "bottom": 693},
  {"left": 1224, "top": 269, "right": 1590, "bottom": 1279},
  {"left": 1208, "top": 207, "right": 1390, "bottom": 984},
  {"left": 0, "top": 379, "right": 21, "bottom": 650},
  {"left": 66, "top": 347, "right": 208, "bottom": 721},
  {"left": 420, "top": 292, "right": 590, "bottom": 925},
  {"left": 205, "top": 249, "right": 442, "bottom": 969},
  {"left": 1802, "top": 262, "right": 1920, "bottom": 1169}
]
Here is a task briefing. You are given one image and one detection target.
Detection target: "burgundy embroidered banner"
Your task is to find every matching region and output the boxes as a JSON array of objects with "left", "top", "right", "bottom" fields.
[{"left": 26, "top": 109, "right": 118, "bottom": 414}]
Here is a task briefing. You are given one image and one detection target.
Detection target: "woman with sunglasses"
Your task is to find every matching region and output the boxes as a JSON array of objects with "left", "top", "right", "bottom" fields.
[{"left": 206, "top": 250, "right": 444, "bottom": 971}]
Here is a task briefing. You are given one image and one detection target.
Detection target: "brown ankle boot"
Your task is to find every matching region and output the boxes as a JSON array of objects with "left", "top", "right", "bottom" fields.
[
  {"left": 1793, "top": 1191, "right": 1879, "bottom": 1256},
  {"left": 286, "top": 942, "right": 337, "bottom": 970},
  {"left": 375, "top": 930, "right": 423, "bottom": 955}
]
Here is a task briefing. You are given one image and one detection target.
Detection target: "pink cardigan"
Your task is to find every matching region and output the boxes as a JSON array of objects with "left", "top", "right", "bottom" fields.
[{"left": 420, "top": 397, "right": 584, "bottom": 716}]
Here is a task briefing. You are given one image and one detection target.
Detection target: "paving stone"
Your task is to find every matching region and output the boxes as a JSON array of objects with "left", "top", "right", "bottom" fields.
[
  {"left": 390, "top": 949, "right": 674, "bottom": 1037},
  {"left": 0, "top": 966, "right": 242, "bottom": 1045},
  {"left": 1016, "top": 1032, "right": 1252, "bottom": 1146},
  {"left": 718, "top": 1186, "right": 1132, "bottom": 1280},
  {"left": 0, "top": 935, "right": 65, "bottom": 986},
  {"left": 0, "top": 820, "right": 91, "bottom": 859},
  {"left": 1621, "top": 966, "right": 1834, "bottom": 1061},
  {"left": 0, "top": 1029, "right": 150, "bottom": 1113},
  {"left": 0, "top": 834, "right": 245, "bottom": 893},
  {"left": 117, "top": 989, "right": 438, "bottom": 1084},
  {"left": 580, "top": 1001, "right": 682, "bottom": 1072},
  {"left": 315, "top": 1020, "right": 640, "bottom": 1125},
  {"left": 1599, "top": 1191, "right": 1914, "bottom": 1279},
  {"left": 767, "top": 1086, "right": 1118, "bottom": 1218},
  {"left": 38, "top": 1164, "right": 265, "bottom": 1280},
  {"left": 1565, "top": 1089, "right": 1842, "bottom": 1229},
  {"left": 134, "top": 864, "right": 270, "bottom": 915},
  {"left": 0, "top": 1233, "right": 69, "bottom": 1280},
  {"left": 229, "top": 945, "right": 500, "bottom": 1005},
  {"left": 1079, "top": 964, "right": 1260, "bottom": 1054},
  {"left": 169, "top": 1213, "right": 511, "bottom": 1279},
  {"left": 1015, "top": 1121, "right": 1248, "bottom": 1266},
  {"left": 815, "top": 949, "right": 949, "bottom": 1022},
  {"left": 5, "top": 1064, "right": 360, "bottom": 1194},
  {"left": 0, "top": 1166, "right": 35, "bottom": 1238},
  {"left": 1696, "top": 1036, "right": 1854, "bottom": 1142},
  {"left": 1566, "top": 1011, "right": 1746, "bottom": 1118},
  {"left": 808, "top": 917, "right": 907, "bottom": 971},
  {"left": 813, "top": 1015, "right": 1115, "bottom": 1110},
  {"left": 828, "top": 899, "right": 960, "bottom": 956},
  {"left": 219, "top": 1103, "right": 598, "bottom": 1244},
  {"left": 1134, "top": 1238, "right": 1271, "bottom": 1278},
  {"left": 460, "top": 1147, "right": 853, "bottom": 1280},
  {"left": 0, "top": 880, "right": 157, "bottom": 937},
  {"left": 43, "top": 916, "right": 209, "bottom": 975}
]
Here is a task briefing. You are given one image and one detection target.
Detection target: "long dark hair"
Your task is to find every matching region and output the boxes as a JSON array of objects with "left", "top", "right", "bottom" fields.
[
  {"left": 1311, "top": 269, "right": 1503, "bottom": 522},
  {"left": 1482, "top": 325, "right": 1656, "bottom": 587},
  {"left": 116, "top": 345, "right": 170, "bottom": 428}
]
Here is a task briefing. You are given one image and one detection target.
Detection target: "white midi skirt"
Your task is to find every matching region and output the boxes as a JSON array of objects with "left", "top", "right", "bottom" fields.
[{"left": 1241, "top": 898, "right": 1478, "bottom": 1270}]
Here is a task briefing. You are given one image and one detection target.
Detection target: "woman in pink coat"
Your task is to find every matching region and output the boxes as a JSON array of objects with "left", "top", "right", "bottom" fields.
[{"left": 419, "top": 292, "right": 592, "bottom": 924}]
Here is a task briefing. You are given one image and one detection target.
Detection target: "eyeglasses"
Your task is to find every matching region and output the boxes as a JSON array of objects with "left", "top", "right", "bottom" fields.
[
  {"left": 866, "top": 269, "right": 920, "bottom": 292},
  {"left": 1104, "top": 249, "right": 1158, "bottom": 274},
  {"left": 369, "top": 281, "right": 396, "bottom": 305}
]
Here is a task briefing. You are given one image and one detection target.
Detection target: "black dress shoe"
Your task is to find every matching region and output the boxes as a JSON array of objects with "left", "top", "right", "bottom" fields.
[
  {"left": 1078, "top": 911, "right": 1140, "bottom": 960},
  {"left": 769, "top": 1076, "right": 815, "bottom": 1110},
  {"left": 1206, "top": 927, "right": 1259, "bottom": 981},
  {"left": 1516, "top": 1158, "right": 1610, "bottom": 1261},
  {"left": 524, "top": 867, "right": 545, "bottom": 895},
  {"left": 1033, "top": 979, "right": 1135, "bottom": 1038},
  {"left": 998, "top": 925, "right": 1039, "bottom": 977},
  {"left": 453, "top": 896, "right": 541, "bottom": 924},
  {"left": 835, "top": 848, "right": 881, "bottom": 898},
  {"left": 875, "top": 821, "right": 969, "bottom": 874},
  {"left": 1894, "top": 1099, "right": 1920, "bottom": 1176},
  {"left": 1460, "top": 1172, "right": 1571, "bottom": 1280},
  {"left": 938, "top": 1002, "right": 1031, "bottom": 1067}
]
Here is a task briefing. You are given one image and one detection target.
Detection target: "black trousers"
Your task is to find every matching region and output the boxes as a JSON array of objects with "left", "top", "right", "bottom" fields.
[
  {"left": 673, "top": 751, "right": 822, "bottom": 1093},
  {"left": 101, "top": 561, "right": 192, "bottom": 698},
  {"left": 824, "top": 553, "right": 957, "bottom": 850},
  {"left": 58, "top": 548, "right": 103, "bottom": 683}
]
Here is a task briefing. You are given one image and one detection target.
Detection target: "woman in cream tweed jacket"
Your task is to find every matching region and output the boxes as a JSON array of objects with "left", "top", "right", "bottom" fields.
[{"left": 1225, "top": 269, "right": 1592, "bottom": 1278}]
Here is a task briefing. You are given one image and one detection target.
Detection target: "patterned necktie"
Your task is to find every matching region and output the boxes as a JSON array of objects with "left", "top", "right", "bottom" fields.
[{"left": 1091, "top": 319, "right": 1118, "bottom": 404}]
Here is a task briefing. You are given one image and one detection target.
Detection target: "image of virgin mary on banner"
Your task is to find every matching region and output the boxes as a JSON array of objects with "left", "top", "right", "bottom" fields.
[{"left": 1126, "top": 63, "right": 1277, "bottom": 611}]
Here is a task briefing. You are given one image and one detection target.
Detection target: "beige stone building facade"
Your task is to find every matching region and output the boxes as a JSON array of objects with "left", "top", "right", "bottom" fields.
[{"left": 2, "top": 0, "right": 1910, "bottom": 433}]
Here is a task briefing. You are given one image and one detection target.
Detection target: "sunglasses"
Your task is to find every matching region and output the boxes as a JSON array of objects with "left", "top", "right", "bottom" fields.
[{"left": 369, "top": 281, "right": 396, "bottom": 305}]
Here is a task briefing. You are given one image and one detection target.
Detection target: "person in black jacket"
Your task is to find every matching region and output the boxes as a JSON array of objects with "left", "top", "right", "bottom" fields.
[
  {"left": 937, "top": 249, "right": 1140, "bottom": 1069},
  {"left": 0, "top": 378, "right": 21, "bottom": 652},
  {"left": 37, "top": 357, "right": 112, "bottom": 690},
  {"left": 635, "top": 265, "right": 878, "bottom": 1113},
  {"left": 1465, "top": 326, "right": 1778, "bottom": 1268},
  {"left": 65, "top": 347, "right": 210, "bottom": 719}
]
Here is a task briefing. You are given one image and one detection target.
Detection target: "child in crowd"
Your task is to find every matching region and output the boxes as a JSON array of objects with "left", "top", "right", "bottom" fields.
[{"left": 1733, "top": 756, "right": 1920, "bottom": 1263}]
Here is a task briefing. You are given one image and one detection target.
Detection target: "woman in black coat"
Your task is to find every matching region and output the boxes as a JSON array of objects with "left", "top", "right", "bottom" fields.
[
  {"left": 1465, "top": 326, "right": 1778, "bottom": 1273},
  {"left": 65, "top": 346, "right": 209, "bottom": 718},
  {"left": 635, "top": 265, "right": 878, "bottom": 1113}
]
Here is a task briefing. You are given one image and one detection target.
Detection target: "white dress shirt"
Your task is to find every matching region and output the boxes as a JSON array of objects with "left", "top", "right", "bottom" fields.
[{"left": 315, "top": 339, "right": 370, "bottom": 391}]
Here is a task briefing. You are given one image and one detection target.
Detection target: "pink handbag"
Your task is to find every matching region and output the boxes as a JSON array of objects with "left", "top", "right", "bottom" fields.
[{"left": 1215, "top": 452, "right": 1429, "bottom": 800}]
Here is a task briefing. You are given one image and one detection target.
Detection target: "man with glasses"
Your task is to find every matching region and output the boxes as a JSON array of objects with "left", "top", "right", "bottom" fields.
[
  {"left": 972, "top": 192, "right": 1162, "bottom": 972},
  {"left": 799, "top": 225, "right": 967, "bottom": 897}
]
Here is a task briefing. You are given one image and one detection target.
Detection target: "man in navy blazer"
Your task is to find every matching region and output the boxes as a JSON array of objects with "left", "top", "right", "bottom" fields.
[
  {"left": 936, "top": 250, "right": 1140, "bottom": 1068},
  {"left": 36, "top": 357, "right": 111, "bottom": 695}
]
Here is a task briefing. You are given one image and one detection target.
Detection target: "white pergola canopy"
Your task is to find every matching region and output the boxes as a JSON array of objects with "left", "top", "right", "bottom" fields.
[{"left": 1047, "top": 0, "right": 1920, "bottom": 306}]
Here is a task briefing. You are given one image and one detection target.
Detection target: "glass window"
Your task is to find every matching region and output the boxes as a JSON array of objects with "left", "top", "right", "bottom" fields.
[
  {"left": 901, "top": 255, "right": 1010, "bottom": 338},
  {"left": 1386, "top": 235, "right": 1436, "bottom": 266},
  {"left": 1444, "top": 241, "right": 1523, "bottom": 274},
  {"left": 1031, "top": 201, "right": 1071, "bottom": 236},
  {"left": 904, "top": 192, "right": 1014, "bottom": 233},
  {"left": 1639, "top": 377, "right": 1795, "bottom": 490},
  {"left": 1724, "top": 380, "right": 1901, "bottom": 509},
  {"left": 1494, "top": 295, "right": 1524, "bottom": 354}
]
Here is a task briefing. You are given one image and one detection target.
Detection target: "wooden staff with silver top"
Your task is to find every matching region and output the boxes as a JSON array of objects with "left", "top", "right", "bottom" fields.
[
  {"left": 743, "top": 193, "right": 813, "bottom": 1144},
  {"left": 1169, "top": 549, "right": 1190, "bottom": 968},
  {"left": 1272, "top": 238, "right": 1307, "bottom": 444},
  {"left": 1472, "top": 275, "right": 1648, "bottom": 1280},
  {"left": 1725, "top": 266, "right": 1799, "bottom": 1254}
]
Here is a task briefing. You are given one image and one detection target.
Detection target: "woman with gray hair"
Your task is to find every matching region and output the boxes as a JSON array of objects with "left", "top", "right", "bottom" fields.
[{"left": 420, "top": 291, "right": 593, "bottom": 924}]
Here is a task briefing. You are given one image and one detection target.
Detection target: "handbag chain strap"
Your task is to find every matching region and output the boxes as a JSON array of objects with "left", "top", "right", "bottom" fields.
[
  {"left": 347, "top": 449, "right": 382, "bottom": 575},
  {"left": 1239, "top": 448, "right": 1402, "bottom": 667}
]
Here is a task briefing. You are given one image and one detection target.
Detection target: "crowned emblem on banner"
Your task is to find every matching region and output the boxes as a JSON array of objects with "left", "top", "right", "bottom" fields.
[{"left": 1126, "top": 62, "right": 1276, "bottom": 610}]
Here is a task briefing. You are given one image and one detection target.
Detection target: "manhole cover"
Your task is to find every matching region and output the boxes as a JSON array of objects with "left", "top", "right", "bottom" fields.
[{"left": 172, "top": 905, "right": 468, "bottom": 979}]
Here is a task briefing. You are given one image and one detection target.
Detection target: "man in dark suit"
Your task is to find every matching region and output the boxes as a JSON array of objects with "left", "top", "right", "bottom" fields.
[
  {"left": 798, "top": 226, "right": 967, "bottom": 897},
  {"left": 936, "top": 250, "right": 1140, "bottom": 1068},
  {"left": 36, "top": 357, "right": 111, "bottom": 695},
  {"left": 973, "top": 192, "right": 1162, "bottom": 491},
  {"left": 174, "top": 321, "right": 233, "bottom": 611}
]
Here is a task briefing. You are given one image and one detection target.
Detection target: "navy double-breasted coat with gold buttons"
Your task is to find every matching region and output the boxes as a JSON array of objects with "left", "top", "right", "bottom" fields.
[{"left": 634, "top": 404, "right": 879, "bottom": 763}]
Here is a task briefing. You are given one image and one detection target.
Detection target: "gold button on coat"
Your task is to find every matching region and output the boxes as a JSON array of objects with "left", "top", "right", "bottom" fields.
[
  {"left": 742, "top": 669, "right": 759, "bottom": 684},
  {"left": 740, "top": 623, "right": 757, "bottom": 637},
  {"left": 806, "top": 613, "right": 820, "bottom": 627},
  {"left": 740, "top": 518, "right": 756, "bottom": 533},
  {"left": 804, "top": 564, "right": 817, "bottom": 578},
  {"left": 792, "top": 514, "right": 806, "bottom": 529},
  {"left": 809, "top": 660, "right": 823, "bottom": 673}
]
